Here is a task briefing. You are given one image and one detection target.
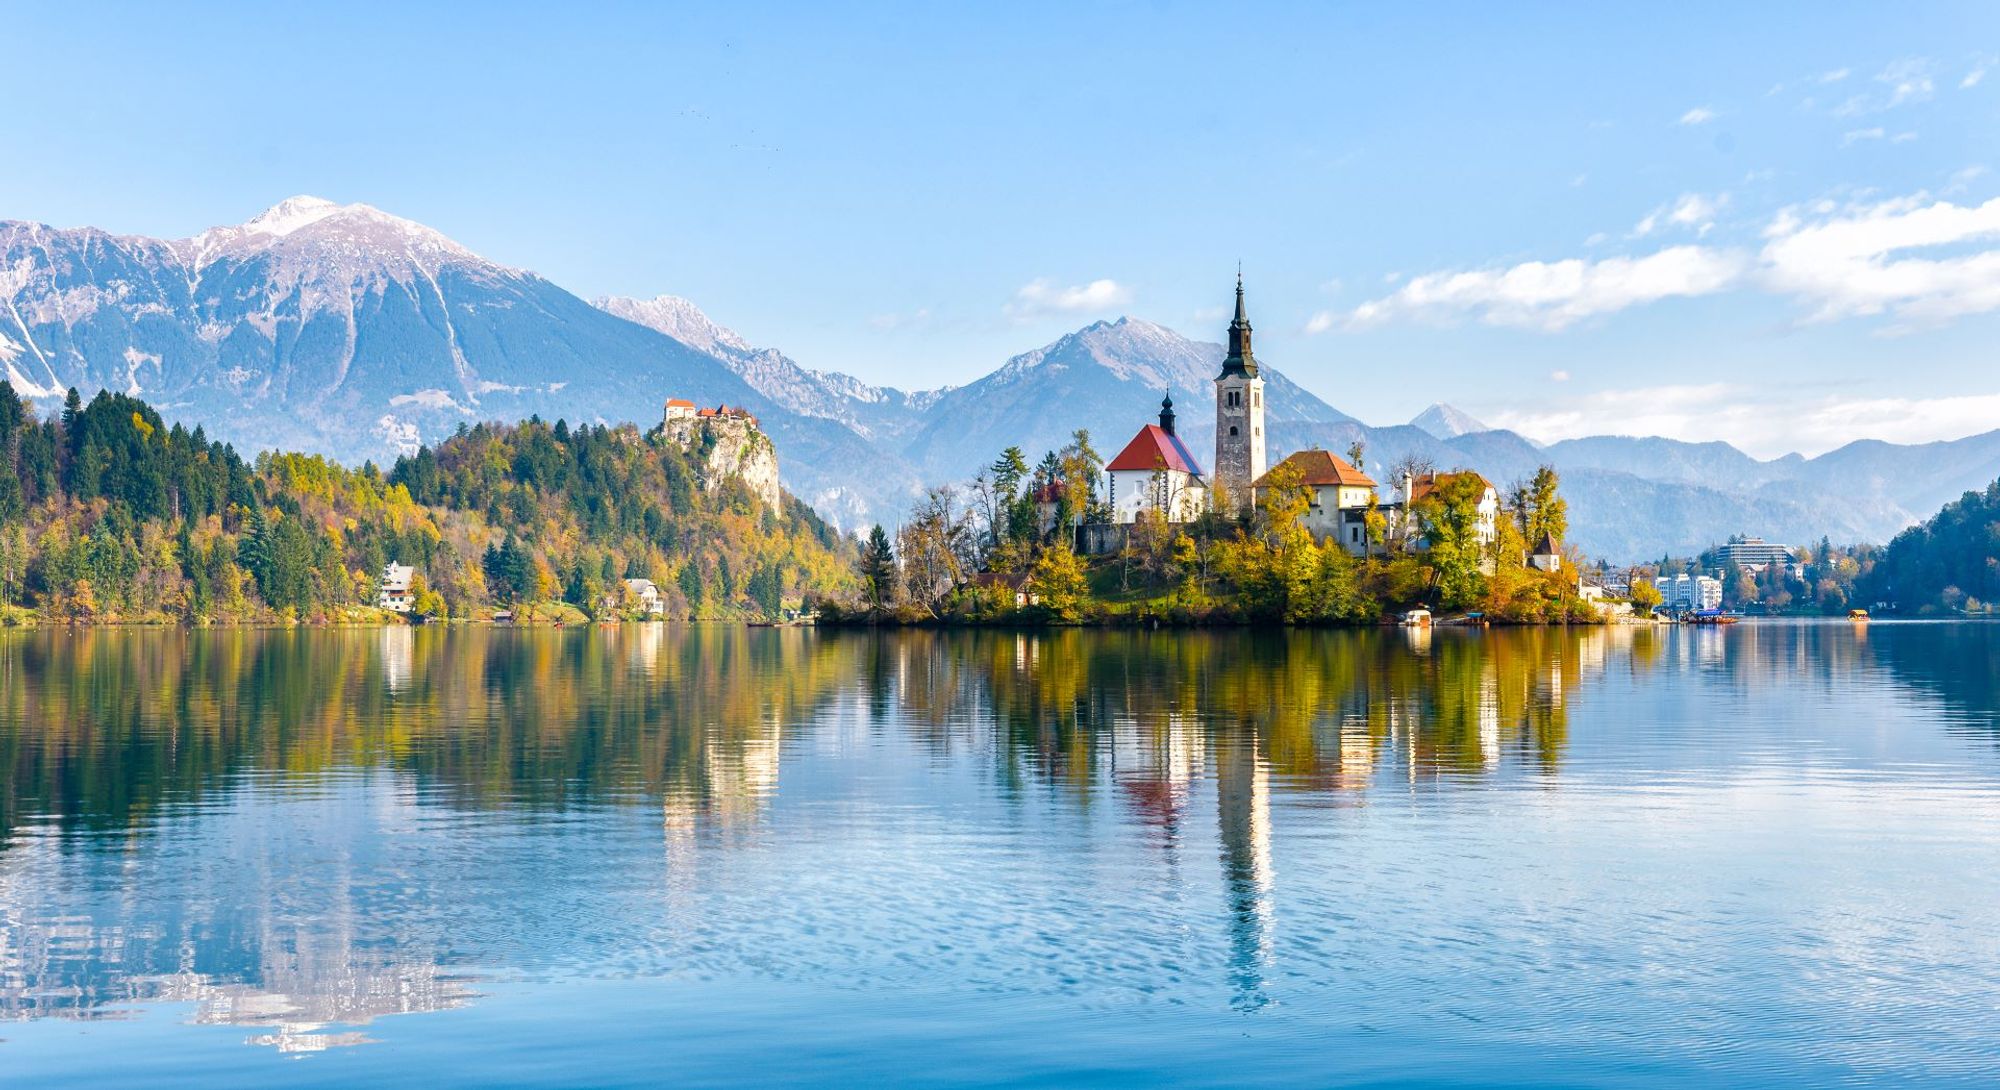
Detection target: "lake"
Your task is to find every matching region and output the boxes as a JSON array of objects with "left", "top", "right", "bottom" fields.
[{"left": 2, "top": 623, "right": 1998, "bottom": 1087}]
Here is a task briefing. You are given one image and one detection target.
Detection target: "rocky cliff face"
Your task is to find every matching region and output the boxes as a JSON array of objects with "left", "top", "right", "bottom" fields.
[{"left": 660, "top": 412, "right": 783, "bottom": 511}]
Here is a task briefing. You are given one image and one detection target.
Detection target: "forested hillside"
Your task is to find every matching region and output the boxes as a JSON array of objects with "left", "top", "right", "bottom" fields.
[
  {"left": 0, "top": 382, "right": 852, "bottom": 623},
  {"left": 1862, "top": 478, "right": 2000, "bottom": 614}
]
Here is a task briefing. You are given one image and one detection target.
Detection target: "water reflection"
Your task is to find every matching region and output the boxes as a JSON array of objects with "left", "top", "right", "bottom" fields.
[{"left": 1, "top": 622, "right": 1996, "bottom": 1067}]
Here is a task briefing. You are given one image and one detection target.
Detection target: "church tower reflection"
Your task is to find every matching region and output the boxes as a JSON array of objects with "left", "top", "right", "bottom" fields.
[{"left": 1214, "top": 725, "right": 1274, "bottom": 1011}]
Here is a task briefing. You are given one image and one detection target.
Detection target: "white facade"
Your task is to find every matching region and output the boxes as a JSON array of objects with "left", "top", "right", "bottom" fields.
[
  {"left": 624, "top": 578, "right": 667, "bottom": 615},
  {"left": 1658, "top": 573, "right": 1725, "bottom": 611},
  {"left": 1400, "top": 472, "right": 1501, "bottom": 549},
  {"left": 377, "top": 562, "right": 415, "bottom": 613},
  {"left": 1108, "top": 467, "right": 1207, "bottom": 524}
]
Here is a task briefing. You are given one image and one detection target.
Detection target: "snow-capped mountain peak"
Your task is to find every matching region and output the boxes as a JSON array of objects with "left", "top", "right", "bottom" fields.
[
  {"left": 175, "top": 195, "right": 492, "bottom": 274},
  {"left": 240, "top": 195, "right": 346, "bottom": 237},
  {"left": 1410, "top": 402, "right": 1490, "bottom": 439},
  {"left": 594, "top": 294, "right": 751, "bottom": 356}
]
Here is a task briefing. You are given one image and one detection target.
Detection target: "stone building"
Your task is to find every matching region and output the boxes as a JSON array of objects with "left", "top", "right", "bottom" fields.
[
  {"left": 657, "top": 399, "right": 782, "bottom": 510},
  {"left": 1213, "top": 274, "right": 1266, "bottom": 513}
]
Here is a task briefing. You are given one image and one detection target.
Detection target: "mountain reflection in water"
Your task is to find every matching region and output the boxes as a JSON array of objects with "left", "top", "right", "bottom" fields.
[{"left": 1, "top": 623, "right": 1997, "bottom": 1085}]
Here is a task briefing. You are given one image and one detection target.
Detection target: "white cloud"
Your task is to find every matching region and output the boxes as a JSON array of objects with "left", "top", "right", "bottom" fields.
[
  {"left": 1945, "top": 165, "right": 1990, "bottom": 193},
  {"left": 1759, "top": 193, "right": 2000, "bottom": 324},
  {"left": 1965, "top": 63, "right": 1990, "bottom": 89},
  {"left": 1347, "top": 189, "right": 2000, "bottom": 335},
  {"left": 1549, "top": 369, "right": 1571, "bottom": 382},
  {"left": 1678, "top": 106, "right": 1716, "bottom": 126},
  {"left": 1841, "top": 127, "right": 1886, "bottom": 147},
  {"left": 1485, "top": 383, "right": 2000, "bottom": 458},
  {"left": 1892, "top": 131, "right": 1919, "bottom": 144},
  {"left": 1634, "top": 192, "right": 1725, "bottom": 237},
  {"left": 1834, "top": 58, "right": 1936, "bottom": 115},
  {"left": 1303, "top": 311, "right": 1338, "bottom": 335},
  {"left": 1343, "top": 246, "right": 1747, "bottom": 332},
  {"left": 1820, "top": 67, "right": 1852, "bottom": 84},
  {"left": 1003, "top": 277, "right": 1132, "bottom": 321}
]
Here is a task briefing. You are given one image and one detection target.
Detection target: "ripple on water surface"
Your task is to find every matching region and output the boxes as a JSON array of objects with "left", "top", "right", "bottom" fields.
[{"left": 1, "top": 623, "right": 1997, "bottom": 1086}]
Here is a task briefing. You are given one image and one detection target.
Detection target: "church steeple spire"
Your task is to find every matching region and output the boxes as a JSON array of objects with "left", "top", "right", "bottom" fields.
[
  {"left": 1158, "top": 391, "right": 1176, "bottom": 436},
  {"left": 1221, "top": 269, "right": 1257, "bottom": 378}
]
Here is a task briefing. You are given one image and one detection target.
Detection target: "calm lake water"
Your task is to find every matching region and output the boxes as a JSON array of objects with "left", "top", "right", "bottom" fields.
[{"left": 2, "top": 622, "right": 1998, "bottom": 1087}]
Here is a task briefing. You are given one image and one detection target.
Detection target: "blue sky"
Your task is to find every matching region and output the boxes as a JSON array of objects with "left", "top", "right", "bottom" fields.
[{"left": 6, "top": 2, "right": 1997, "bottom": 456}]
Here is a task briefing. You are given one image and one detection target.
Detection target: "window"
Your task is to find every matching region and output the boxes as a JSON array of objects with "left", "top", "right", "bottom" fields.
[
  {"left": 1229, "top": 426, "right": 1238, "bottom": 436},
  {"left": 1227, "top": 390, "right": 1240, "bottom": 408},
  {"left": 1254, "top": 391, "right": 1261, "bottom": 408}
]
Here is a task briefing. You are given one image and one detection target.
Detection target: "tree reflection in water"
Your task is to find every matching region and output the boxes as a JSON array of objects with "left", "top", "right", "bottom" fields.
[{"left": 0, "top": 624, "right": 1624, "bottom": 1041}]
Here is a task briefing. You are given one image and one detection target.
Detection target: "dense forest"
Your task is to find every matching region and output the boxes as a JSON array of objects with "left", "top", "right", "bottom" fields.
[
  {"left": 0, "top": 382, "right": 853, "bottom": 624},
  {"left": 1861, "top": 478, "right": 2000, "bottom": 613}
]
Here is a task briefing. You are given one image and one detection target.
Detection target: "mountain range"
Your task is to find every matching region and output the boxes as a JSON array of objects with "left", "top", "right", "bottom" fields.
[{"left": 5, "top": 196, "right": 1998, "bottom": 560}]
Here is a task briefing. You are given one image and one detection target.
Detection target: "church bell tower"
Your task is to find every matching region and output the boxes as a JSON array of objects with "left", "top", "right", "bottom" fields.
[{"left": 1214, "top": 272, "right": 1266, "bottom": 511}]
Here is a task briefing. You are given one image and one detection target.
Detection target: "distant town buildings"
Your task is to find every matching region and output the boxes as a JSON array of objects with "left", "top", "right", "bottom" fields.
[
  {"left": 1658, "top": 572, "right": 1724, "bottom": 611},
  {"left": 377, "top": 562, "right": 415, "bottom": 613},
  {"left": 1714, "top": 536, "right": 1797, "bottom": 573}
]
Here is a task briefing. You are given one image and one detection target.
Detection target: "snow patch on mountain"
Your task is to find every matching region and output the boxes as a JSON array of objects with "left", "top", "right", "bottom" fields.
[
  {"left": 595, "top": 294, "right": 751, "bottom": 356},
  {"left": 391, "top": 389, "right": 469, "bottom": 412},
  {"left": 1411, "top": 403, "right": 1491, "bottom": 439}
]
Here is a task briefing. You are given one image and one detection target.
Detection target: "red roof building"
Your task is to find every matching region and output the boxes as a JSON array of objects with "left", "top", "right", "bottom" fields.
[
  {"left": 1105, "top": 395, "right": 1208, "bottom": 524},
  {"left": 1106, "top": 424, "right": 1204, "bottom": 475}
]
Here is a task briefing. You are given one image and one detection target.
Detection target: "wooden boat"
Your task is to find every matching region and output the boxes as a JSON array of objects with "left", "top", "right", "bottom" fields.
[
  {"left": 1687, "top": 609, "right": 1740, "bottom": 625},
  {"left": 1848, "top": 608, "right": 1870, "bottom": 622}
]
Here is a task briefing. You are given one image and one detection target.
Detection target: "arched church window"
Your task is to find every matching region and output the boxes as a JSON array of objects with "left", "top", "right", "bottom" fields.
[{"left": 1229, "top": 426, "right": 1238, "bottom": 436}]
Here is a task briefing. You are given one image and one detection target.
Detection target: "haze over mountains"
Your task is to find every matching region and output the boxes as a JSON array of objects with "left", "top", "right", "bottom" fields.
[{"left": 5, "top": 197, "right": 1998, "bottom": 560}]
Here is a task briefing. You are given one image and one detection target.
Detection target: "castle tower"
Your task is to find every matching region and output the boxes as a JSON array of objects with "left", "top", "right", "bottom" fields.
[{"left": 1214, "top": 273, "right": 1265, "bottom": 511}]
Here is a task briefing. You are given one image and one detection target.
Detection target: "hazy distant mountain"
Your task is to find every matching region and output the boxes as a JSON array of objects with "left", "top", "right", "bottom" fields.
[
  {"left": 593, "top": 294, "right": 940, "bottom": 443},
  {"left": 895, "top": 317, "right": 1351, "bottom": 483},
  {"left": 1410, "top": 403, "right": 1490, "bottom": 439},
  {"left": 9, "top": 196, "right": 2000, "bottom": 559}
]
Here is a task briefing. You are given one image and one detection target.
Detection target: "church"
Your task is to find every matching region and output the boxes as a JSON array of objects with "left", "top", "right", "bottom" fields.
[
  {"left": 1105, "top": 393, "right": 1209, "bottom": 523},
  {"left": 1103, "top": 273, "right": 1268, "bottom": 525}
]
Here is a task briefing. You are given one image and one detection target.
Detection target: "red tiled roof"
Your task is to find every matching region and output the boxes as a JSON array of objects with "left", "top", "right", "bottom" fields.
[
  {"left": 1106, "top": 424, "right": 1204, "bottom": 476},
  {"left": 665, "top": 398, "right": 696, "bottom": 408},
  {"left": 1254, "top": 449, "right": 1376, "bottom": 489},
  {"left": 1406, "top": 470, "right": 1496, "bottom": 503}
]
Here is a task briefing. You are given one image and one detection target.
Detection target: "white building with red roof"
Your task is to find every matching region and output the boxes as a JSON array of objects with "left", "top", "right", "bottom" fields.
[
  {"left": 1253, "top": 449, "right": 1380, "bottom": 553},
  {"left": 1105, "top": 394, "right": 1208, "bottom": 524}
]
